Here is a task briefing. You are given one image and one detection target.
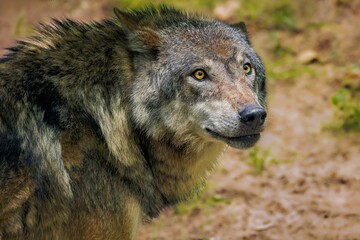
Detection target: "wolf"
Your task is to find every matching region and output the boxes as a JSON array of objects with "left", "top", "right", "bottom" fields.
[{"left": 0, "top": 5, "right": 267, "bottom": 240}]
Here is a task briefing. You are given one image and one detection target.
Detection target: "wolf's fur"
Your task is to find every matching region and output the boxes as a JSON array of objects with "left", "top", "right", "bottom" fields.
[{"left": 0, "top": 6, "right": 266, "bottom": 240}]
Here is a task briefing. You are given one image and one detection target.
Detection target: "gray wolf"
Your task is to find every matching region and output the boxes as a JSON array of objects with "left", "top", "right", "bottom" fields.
[{"left": 0, "top": 5, "right": 266, "bottom": 239}]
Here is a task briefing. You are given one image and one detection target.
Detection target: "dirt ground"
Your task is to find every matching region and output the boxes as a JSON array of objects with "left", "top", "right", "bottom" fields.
[{"left": 1, "top": 1, "right": 359, "bottom": 239}]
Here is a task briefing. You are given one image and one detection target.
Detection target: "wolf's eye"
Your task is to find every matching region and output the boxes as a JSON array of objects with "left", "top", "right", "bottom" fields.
[
  {"left": 243, "top": 63, "right": 252, "bottom": 75},
  {"left": 192, "top": 69, "right": 207, "bottom": 80}
]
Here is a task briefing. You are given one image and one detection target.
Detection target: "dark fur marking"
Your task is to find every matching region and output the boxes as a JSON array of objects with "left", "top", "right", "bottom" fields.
[
  {"left": 21, "top": 61, "right": 66, "bottom": 128},
  {"left": 28, "top": 81, "right": 64, "bottom": 128},
  {"left": 130, "top": 121, "right": 172, "bottom": 218},
  {"left": 0, "top": 134, "right": 22, "bottom": 169},
  {"left": 47, "top": 66, "right": 62, "bottom": 77},
  {"left": 0, "top": 57, "right": 11, "bottom": 64}
]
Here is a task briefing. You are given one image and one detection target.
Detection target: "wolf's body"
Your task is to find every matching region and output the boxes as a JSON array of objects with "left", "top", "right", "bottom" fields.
[{"left": 0, "top": 6, "right": 266, "bottom": 240}]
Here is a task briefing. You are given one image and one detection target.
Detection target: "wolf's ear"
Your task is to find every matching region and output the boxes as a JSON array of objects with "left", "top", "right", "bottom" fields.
[
  {"left": 114, "top": 8, "right": 160, "bottom": 53},
  {"left": 230, "top": 21, "right": 250, "bottom": 43}
]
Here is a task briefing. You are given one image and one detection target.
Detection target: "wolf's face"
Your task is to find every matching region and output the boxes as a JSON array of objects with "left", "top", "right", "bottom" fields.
[{"left": 126, "top": 15, "right": 266, "bottom": 149}]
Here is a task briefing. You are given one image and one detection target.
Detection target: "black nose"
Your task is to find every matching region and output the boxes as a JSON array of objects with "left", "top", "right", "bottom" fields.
[{"left": 239, "top": 105, "right": 267, "bottom": 129}]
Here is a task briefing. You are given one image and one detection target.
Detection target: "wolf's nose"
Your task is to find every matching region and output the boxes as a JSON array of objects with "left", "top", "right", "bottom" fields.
[{"left": 239, "top": 105, "right": 267, "bottom": 129}]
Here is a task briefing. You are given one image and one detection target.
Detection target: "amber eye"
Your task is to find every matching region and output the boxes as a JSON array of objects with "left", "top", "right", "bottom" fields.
[
  {"left": 243, "top": 63, "right": 252, "bottom": 75},
  {"left": 192, "top": 69, "right": 207, "bottom": 80}
]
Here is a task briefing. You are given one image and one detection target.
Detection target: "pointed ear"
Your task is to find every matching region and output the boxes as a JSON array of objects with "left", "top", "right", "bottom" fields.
[
  {"left": 114, "top": 8, "right": 160, "bottom": 53},
  {"left": 231, "top": 21, "right": 250, "bottom": 43},
  {"left": 231, "top": 21, "right": 247, "bottom": 33}
]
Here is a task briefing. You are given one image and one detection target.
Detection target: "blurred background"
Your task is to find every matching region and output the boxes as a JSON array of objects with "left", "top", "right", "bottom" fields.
[{"left": 1, "top": 0, "right": 359, "bottom": 239}]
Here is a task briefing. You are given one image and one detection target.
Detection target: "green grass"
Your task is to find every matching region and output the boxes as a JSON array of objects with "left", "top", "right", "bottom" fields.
[
  {"left": 330, "top": 88, "right": 360, "bottom": 132},
  {"left": 267, "top": 57, "right": 322, "bottom": 83},
  {"left": 12, "top": 13, "right": 33, "bottom": 36},
  {"left": 112, "top": 0, "right": 222, "bottom": 14},
  {"left": 113, "top": 0, "right": 298, "bottom": 30},
  {"left": 247, "top": 147, "right": 281, "bottom": 174},
  {"left": 174, "top": 184, "right": 231, "bottom": 216},
  {"left": 326, "top": 65, "right": 360, "bottom": 132},
  {"left": 235, "top": 0, "right": 296, "bottom": 30},
  {"left": 174, "top": 193, "right": 231, "bottom": 216}
]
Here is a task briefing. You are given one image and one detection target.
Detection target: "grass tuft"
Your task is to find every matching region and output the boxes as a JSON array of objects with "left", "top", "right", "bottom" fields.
[{"left": 247, "top": 147, "right": 281, "bottom": 174}]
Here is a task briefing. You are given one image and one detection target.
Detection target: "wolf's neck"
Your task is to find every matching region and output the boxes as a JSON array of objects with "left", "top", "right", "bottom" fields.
[{"left": 144, "top": 134, "right": 225, "bottom": 204}]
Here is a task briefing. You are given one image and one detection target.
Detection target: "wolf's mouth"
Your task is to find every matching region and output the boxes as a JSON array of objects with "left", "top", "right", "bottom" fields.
[{"left": 205, "top": 128, "right": 260, "bottom": 149}]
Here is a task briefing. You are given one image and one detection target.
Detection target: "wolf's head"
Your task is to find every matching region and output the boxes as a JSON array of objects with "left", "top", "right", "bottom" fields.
[{"left": 116, "top": 6, "right": 266, "bottom": 149}]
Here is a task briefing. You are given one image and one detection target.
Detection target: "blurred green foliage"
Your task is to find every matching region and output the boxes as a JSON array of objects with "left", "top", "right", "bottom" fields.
[
  {"left": 175, "top": 193, "right": 231, "bottom": 215},
  {"left": 331, "top": 87, "right": 360, "bottom": 132},
  {"left": 113, "top": 0, "right": 222, "bottom": 14},
  {"left": 235, "top": 0, "right": 296, "bottom": 30},
  {"left": 113, "top": 0, "right": 297, "bottom": 30},
  {"left": 13, "top": 14, "right": 34, "bottom": 36},
  {"left": 267, "top": 57, "right": 322, "bottom": 83},
  {"left": 247, "top": 147, "right": 278, "bottom": 174}
]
